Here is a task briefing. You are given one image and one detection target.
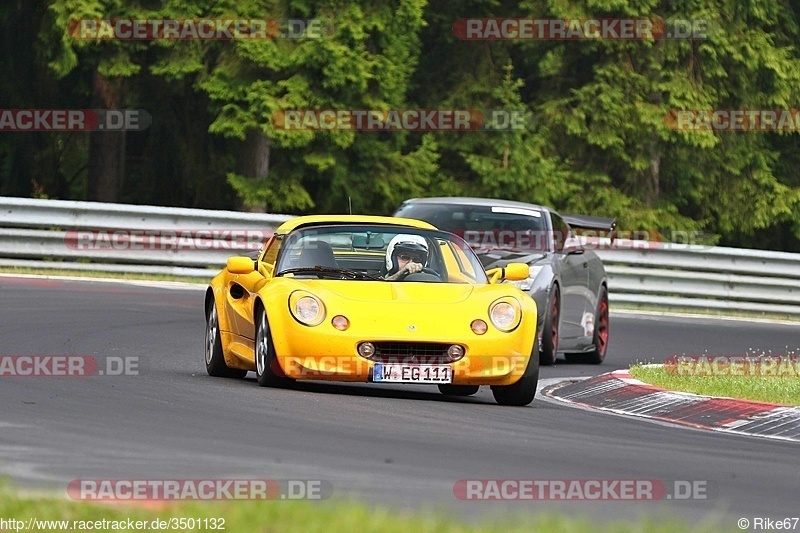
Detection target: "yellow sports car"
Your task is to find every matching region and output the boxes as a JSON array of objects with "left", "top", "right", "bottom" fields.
[{"left": 204, "top": 215, "right": 540, "bottom": 405}]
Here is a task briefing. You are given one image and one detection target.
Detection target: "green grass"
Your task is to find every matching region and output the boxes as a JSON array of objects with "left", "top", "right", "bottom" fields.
[
  {"left": 629, "top": 363, "right": 800, "bottom": 406},
  {"left": 0, "top": 483, "right": 728, "bottom": 533}
]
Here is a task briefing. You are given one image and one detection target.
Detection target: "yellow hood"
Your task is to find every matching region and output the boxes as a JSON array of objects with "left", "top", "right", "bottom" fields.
[{"left": 300, "top": 280, "right": 475, "bottom": 304}]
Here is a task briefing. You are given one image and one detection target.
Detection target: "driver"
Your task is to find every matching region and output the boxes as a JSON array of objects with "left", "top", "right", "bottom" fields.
[{"left": 383, "top": 234, "right": 429, "bottom": 281}]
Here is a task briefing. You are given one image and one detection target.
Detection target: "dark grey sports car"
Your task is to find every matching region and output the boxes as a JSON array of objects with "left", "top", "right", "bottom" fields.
[{"left": 393, "top": 197, "right": 613, "bottom": 365}]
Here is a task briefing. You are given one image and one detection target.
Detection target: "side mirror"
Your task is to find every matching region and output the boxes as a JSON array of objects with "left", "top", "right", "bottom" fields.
[
  {"left": 502, "top": 263, "right": 530, "bottom": 281},
  {"left": 486, "top": 262, "right": 530, "bottom": 283},
  {"left": 227, "top": 256, "right": 256, "bottom": 274}
]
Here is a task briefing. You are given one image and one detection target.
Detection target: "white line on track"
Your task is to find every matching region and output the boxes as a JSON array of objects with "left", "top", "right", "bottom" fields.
[
  {"left": 611, "top": 308, "right": 800, "bottom": 326},
  {"left": 0, "top": 273, "right": 205, "bottom": 291}
]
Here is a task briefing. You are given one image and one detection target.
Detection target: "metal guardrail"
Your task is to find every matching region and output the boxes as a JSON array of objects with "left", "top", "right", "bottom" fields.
[
  {"left": 0, "top": 196, "right": 798, "bottom": 317},
  {"left": 0, "top": 228, "right": 242, "bottom": 268},
  {"left": 0, "top": 196, "right": 290, "bottom": 231},
  {"left": 596, "top": 246, "right": 800, "bottom": 279},
  {"left": 596, "top": 247, "right": 800, "bottom": 316},
  {"left": 0, "top": 196, "right": 290, "bottom": 278}
]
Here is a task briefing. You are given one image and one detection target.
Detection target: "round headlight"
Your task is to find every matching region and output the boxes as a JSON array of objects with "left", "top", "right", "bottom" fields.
[
  {"left": 490, "top": 301, "right": 519, "bottom": 331},
  {"left": 289, "top": 292, "right": 325, "bottom": 326},
  {"left": 296, "top": 297, "right": 320, "bottom": 321}
]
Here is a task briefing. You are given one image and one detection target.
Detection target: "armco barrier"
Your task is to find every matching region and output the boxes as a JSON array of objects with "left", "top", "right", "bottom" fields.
[
  {"left": 596, "top": 247, "right": 800, "bottom": 316},
  {"left": 0, "top": 197, "right": 798, "bottom": 317},
  {"left": 0, "top": 196, "right": 290, "bottom": 278}
]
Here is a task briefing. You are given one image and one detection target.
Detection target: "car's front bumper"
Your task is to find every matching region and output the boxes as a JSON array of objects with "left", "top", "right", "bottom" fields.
[
  {"left": 272, "top": 318, "right": 536, "bottom": 387},
  {"left": 281, "top": 353, "right": 530, "bottom": 386}
]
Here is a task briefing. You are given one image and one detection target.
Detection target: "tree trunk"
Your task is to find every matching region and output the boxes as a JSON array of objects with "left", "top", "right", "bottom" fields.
[
  {"left": 647, "top": 141, "right": 661, "bottom": 207},
  {"left": 87, "top": 71, "right": 126, "bottom": 202},
  {"left": 646, "top": 87, "right": 663, "bottom": 207},
  {"left": 235, "top": 129, "right": 271, "bottom": 212}
]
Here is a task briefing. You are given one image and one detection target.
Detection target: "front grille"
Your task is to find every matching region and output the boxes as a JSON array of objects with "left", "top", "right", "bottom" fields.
[{"left": 371, "top": 342, "right": 455, "bottom": 364}]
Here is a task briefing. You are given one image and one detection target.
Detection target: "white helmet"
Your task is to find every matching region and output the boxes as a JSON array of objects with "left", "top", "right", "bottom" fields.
[{"left": 385, "top": 234, "right": 429, "bottom": 271}]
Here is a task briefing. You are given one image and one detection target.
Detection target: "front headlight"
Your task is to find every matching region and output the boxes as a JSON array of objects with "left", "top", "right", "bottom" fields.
[
  {"left": 289, "top": 291, "right": 325, "bottom": 326},
  {"left": 489, "top": 298, "right": 521, "bottom": 332},
  {"left": 509, "top": 265, "right": 545, "bottom": 291}
]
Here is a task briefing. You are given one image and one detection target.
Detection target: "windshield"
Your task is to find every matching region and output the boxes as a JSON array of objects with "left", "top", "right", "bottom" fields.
[
  {"left": 274, "top": 225, "right": 488, "bottom": 284},
  {"left": 394, "top": 203, "right": 550, "bottom": 252}
]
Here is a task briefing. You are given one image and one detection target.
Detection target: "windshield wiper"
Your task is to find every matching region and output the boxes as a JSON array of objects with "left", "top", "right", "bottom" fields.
[{"left": 276, "top": 266, "right": 381, "bottom": 281}]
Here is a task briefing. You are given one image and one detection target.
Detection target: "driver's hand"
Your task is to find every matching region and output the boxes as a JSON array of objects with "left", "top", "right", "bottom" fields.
[{"left": 404, "top": 262, "right": 423, "bottom": 274}]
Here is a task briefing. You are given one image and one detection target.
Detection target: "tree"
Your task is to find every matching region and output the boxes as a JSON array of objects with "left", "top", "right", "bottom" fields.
[
  {"left": 518, "top": 0, "right": 800, "bottom": 240},
  {"left": 190, "top": 0, "right": 432, "bottom": 213},
  {"left": 45, "top": 0, "right": 148, "bottom": 202}
]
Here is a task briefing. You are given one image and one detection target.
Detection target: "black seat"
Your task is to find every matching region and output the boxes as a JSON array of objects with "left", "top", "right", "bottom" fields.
[{"left": 290, "top": 240, "right": 338, "bottom": 269}]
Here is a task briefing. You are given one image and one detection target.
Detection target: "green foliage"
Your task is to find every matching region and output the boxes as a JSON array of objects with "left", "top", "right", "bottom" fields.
[
  {"left": 193, "top": 0, "right": 430, "bottom": 212},
  {"left": 45, "top": 0, "right": 145, "bottom": 79},
  {"left": 512, "top": 0, "right": 800, "bottom": 244},
  {"left": 460, "top": 63, "right": 569, "bottom": 207},
  {"left": 3, "top": 0, "right": 800, "bottom": 249}
]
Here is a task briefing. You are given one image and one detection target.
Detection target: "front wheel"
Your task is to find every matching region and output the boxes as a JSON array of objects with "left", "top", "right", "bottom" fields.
[
  {"left": 586, "top": 286, "right": 609, "bottom": 364},
  {"left": 205, "top": 304, "right": 247, "bottom": 379},
  {"left": 491, "top": 340, "right": 539, "bottom": 406},
  {"left": 540, "top": 286, "right": 560, "bottom": 366},
  {"left": 255, "top": 309, "right": 293, "bottom": 388},
  {"left": 566, "top": 286, "right": 609, "bottom": 364}
]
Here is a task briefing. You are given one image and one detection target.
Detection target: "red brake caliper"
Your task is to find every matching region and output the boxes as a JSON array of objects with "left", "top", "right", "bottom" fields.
[
  {"left": 598, "top": 299, "right": 608, "bottom": 352},
  {"left": 552, "top": 298, "right": 559, "bottom": 347}
]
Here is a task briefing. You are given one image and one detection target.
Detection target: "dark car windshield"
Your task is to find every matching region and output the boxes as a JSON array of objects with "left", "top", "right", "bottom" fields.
[
  {"left": 274, "top": 224, "right": 489, "bottom": 284},
  {"left": 394, "top": 203, "right": 550, "bottom": 252}
]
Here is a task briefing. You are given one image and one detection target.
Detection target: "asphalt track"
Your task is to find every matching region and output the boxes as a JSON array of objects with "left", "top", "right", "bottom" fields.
[{"left": 1, "top": 276, "right": 799, "bottom": 525}]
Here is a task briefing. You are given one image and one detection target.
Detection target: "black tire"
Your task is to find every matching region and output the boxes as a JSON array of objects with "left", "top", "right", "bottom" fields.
[
  {"left": 567, "top": 286, "right": 609, "bottom": 365},
  {"left": 438, "top": 384, "right": 479, "bottom": 396},
  {"left": 254, "top": 308, "right": 293, "bottom": 388},
  {"left": 491, "top": 339, "right": 540, "bottom": 406},
  {"left": 540, "top": 285, "right": 560, "bottom": 366},
  {"left": 205, "top": 303, "right": 247, "bottom": 379}
]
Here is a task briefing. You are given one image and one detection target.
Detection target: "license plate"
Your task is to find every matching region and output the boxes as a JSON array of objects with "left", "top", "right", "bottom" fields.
[{"left": 373, "top": 363, "right": 452, "bottom": 384}]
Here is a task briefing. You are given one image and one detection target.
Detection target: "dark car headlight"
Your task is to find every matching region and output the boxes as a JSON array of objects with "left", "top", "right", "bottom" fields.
[{"left": 509, "top": 265, "right": 544, "bottom": 291}]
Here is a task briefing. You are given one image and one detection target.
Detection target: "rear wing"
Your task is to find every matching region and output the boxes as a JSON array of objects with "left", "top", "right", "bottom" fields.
[{"left": 562, "top": 214, "right": 617, "bottom": 242}]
